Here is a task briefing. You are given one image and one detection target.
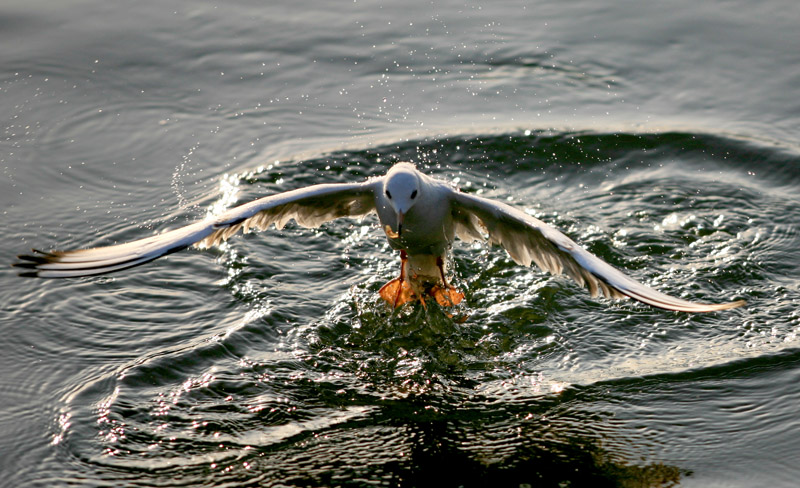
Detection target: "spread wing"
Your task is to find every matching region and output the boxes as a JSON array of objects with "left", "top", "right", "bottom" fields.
[
  {"left": 15, "top": 181, "right": 378, "bottom": 278},
  {"left": 450, "top": 190, "right": 745, "bottom": 312}
]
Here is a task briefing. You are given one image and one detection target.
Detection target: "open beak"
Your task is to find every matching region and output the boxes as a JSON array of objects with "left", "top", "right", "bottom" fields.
[{"left": 383, "top": 211, "right": 405, "bottom": 239}]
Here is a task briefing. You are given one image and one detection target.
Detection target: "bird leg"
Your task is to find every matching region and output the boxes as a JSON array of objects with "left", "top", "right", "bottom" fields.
[
  {"left": 379, "top": 250, "right": 416, "bottom": 307},
  {"left": 428, "top": 256, "right": 465, "bottom": 307}
]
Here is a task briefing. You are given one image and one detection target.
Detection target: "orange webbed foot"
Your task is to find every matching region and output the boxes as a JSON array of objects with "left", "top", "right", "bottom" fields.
[
  {"left": 429, "top": 285, "right": 465, "bottom": 307},
  {"left": 379, "top": 278, "right": 416, "bottom": 308}
]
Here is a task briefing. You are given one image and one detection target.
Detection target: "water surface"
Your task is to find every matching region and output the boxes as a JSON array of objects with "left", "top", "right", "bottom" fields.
[{"left": 2, "top": 1, "right": 799, "bottom": 486}]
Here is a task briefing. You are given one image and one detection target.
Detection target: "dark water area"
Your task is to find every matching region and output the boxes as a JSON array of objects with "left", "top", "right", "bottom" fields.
[{"left": 2, "top": 1, "right": 799, "bottom": 487}]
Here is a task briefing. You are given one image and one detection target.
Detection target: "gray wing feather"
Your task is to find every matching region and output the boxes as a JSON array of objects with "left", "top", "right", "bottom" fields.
[
  {"left": 450, "top": 190, "right": 744, "bottom": 312},
  {"left": 15, "top": 181, "right": 377, "bottom": 278}
]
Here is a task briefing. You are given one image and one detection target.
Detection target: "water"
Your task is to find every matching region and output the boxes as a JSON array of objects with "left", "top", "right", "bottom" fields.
[{"left": 2, "top": 0, "right": 799, "bottom": 486}]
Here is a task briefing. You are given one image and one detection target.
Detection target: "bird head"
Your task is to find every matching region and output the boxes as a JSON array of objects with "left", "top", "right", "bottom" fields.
[{"left": 383, "top": 163, "right": 421, "bottom": 237}]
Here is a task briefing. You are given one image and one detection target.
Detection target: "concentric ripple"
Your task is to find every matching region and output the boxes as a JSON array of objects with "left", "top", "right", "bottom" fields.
[{"left": 21, "top": 130, "right": 795, "bottom": 486}]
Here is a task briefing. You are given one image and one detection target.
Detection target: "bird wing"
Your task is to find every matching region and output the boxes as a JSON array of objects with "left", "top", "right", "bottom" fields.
[
  {"left": 15, "top": 181, "right": 378, "bottom": 278},
  {"left": 450, "top": 190, "right": 744, "bottom": 312}
]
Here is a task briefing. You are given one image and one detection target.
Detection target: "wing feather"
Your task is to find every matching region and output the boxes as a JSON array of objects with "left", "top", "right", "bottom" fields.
[
  {"left": 15, "top": 181, "right": 377, "bottom": 278},
  {"left": 451, "top": 190, "right": 744, "bottom": 312}
]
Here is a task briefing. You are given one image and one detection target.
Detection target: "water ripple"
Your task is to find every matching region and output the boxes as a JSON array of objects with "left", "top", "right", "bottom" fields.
[{"left": 5, "top": 129, "right": 798, "bottom": 486}]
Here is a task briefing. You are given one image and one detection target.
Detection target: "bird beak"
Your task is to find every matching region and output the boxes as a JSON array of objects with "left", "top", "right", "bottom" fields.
[{"left": 383, "top": 211, "right": 405, "bottom": 239}]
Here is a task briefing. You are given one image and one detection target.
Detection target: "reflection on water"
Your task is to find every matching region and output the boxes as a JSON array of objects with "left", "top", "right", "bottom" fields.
[{"left": 65, "top": 302, "right": 688, "bottom": 487}]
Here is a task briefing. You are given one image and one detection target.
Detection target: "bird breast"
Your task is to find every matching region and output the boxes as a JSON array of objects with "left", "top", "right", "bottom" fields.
[{"left": 384, "top": 192, "right": 455, "bottom": 256}]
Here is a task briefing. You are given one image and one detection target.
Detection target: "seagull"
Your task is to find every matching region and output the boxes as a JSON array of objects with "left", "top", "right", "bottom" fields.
[{"left": 14, "top": 162, "right": 745, "bottom": 312}]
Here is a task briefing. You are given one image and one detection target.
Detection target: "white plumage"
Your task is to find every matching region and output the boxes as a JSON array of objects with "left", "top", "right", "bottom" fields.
[{"left": 15, "top": 162, "right": 745, "bottom": 312}]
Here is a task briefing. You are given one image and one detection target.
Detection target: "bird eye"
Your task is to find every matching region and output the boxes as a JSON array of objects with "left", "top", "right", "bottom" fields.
[
  {"left": 386, "top": 190, "right": 392, "bottom": 199},
  {"left": 410, "top": 190, "right": 417, "bottom": 199}
]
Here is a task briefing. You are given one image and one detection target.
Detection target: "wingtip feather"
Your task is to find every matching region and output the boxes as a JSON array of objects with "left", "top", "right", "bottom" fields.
[{"left": 710, "top": 299, "right": 746, "bottom": 311}]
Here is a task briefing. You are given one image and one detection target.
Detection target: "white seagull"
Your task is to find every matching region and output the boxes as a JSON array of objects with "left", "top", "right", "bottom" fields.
[{"left": 15, "top": 162, "right": 745, "bottom": 312}]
